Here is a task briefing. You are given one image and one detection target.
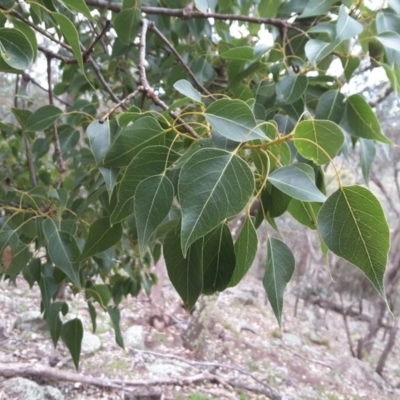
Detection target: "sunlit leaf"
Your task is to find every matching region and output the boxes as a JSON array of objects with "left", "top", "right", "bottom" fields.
[{"left": 174, "top": 79, "right": 202, "bottom": 102}]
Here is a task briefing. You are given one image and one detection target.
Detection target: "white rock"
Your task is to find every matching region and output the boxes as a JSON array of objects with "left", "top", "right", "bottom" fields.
[
  {"left": 14, "top": 311, "right": 46, "bottom": 332},
  {"left": 282, "top": 333, "right": 302, "bottom": 347},
  {"left": 81, "top": 331, "right": 101, "bottom": 354},
  {"left": 123, "top": 325, "right": 145, "bottom": 349},
  {"left": 2, "top": 377, "right": 64, "bottom": 400}
]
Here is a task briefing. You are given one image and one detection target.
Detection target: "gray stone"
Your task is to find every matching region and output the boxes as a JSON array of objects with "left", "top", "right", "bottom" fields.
[
  {"left": 307, "top": 331, "right": 330, "bottom": 346},
  {"left": 0, "top": 293, "right": 13, "bottom": 308},
  {"left": 123, "top": 325, "right": 145, "bottom": 349},
  {"left": 282, "top": 333, "right": 302, "bottom": 347},
  {"left": 2, "top": 377, "right": 63, "bottom": 400},
  {"left": 145, "top": 360, "right": 187, "bottom": 377},
  {"left": 14, "top": 311, "right": 46, "bottom": 333},
  {"left": 81, "top": 331, "right": 101, "bottom": 354}
]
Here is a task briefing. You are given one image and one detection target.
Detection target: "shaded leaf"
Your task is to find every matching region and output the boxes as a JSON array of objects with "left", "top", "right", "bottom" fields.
[
  {"left": 114, "top": 6, "right": 141, "bottom": 45},
  {"left": 164, "top": 227, "right": 203, "bottom": 310},
  {"left": 299, "top": 0, "right": 335, "bottom": 18},
  {"left": 263, "top": 238, "right": 295, "bottom": 327},
  {"left": 377, "top": 31, "right": 400, "bottom": 51},
  {"left": 179, "top": 148, "right": 255, "bottom": 255},
  {"left": 315, "top": 90, "right": 346, "bottom": 124},
  {"left": 107, "top": 306, "right": 124, "bottom": 349},
  {"left": 47, "top": 302, "right": 68, "bottom": 347},
  {"left": 360, "top": 139, "right": 376, "bottom": 186},
  {"left": 276, "top": 75, "right": 308, "bottom": 104},
  {"left": 288, "top": 200, "right": 321, "bottom": 230},
  {"left": 229, "top": 217, "right": 258, "bottom": 287},
  {"left": 317, "top": 186, "right": 390, "bottom": 299},
  {"left": 79, "top": 217, "right": 122, "bottom": 260},
  {"left": 87, "top": 301, "right": 97, "bottom": 333},
  {"left": 62, "top": 0, "right": 94, "bottom": 22},
  {"left": 0, "top": 28, "right": 34, "bottom": 70},
  {"left": 86, "top": 284, "right": 111, "bottom": 310},
  {"left": 61, "top": 318, "right": 83, "bottom": 369},
  {"left": 222, "top": 46, "right": 254, "bottom": 61},
  {"left": 25, "top": 105, "right": 63, "bottom": 132},
  {"left": 87, "top": 121, "right": 111, "bottom": 163}
]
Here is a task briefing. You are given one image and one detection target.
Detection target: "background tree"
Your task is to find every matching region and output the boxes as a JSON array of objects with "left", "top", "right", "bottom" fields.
[{"left": 0, "top": 0, "right": 398, "bottom": 369}]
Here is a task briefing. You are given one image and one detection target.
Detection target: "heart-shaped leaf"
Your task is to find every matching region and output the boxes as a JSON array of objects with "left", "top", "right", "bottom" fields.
[{"left": 0, "top": 28, "right": 34, "bottom": 70}]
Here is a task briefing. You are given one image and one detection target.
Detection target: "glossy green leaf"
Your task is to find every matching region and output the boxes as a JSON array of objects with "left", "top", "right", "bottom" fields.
[
  {"left": 25, "top": 105, "right": 63, "bottom": 132},
  {"left": 99, "top": 167, "right": 119, "bottom": 195},
  {"left": 360, "top": 139, "right": 376, "bottom": 186},
  {"left": 300, "top": 0, "right": 335, "bottom": 18},
  {"left": 336, "top": 5, "right": 363, "bottom": 41},
  {"left": 259, "top": 0, "right": 280, "bottom": 18},
  {"left": 46, "top": 228, "right": 81, "bottom": 289},
  {"left": 318, "top": 186, "right": 390, "bottom": 299},
  {"left": 135, "top": 175, "right": 174, "bottom": 255},
  {"left": 179, "top": 148, "right": 255, "bottom": 255},
  {"left": 11, "top": 20, "right": 38, "bottom": 60},
  {"left": 222, "top": 46, "right": 254, "bottom": 61},
  {"left": 0, "top": 28, "right": 33, "bottom": 70},
  {"left": 388, "top": 0, "right": 400, "bottom": 13},
  {"left": 377, "top": 31, "right": 400, "bottom": 51},
  {"left": 111, "top": 145, "right": 179, "bottom": 223},
  {"left": 269, "top": 166, "right": 326, "bottom": 202},
  {"left": 346, "top": 95, "right": 392, "bottom": 144},
  {"left": 104, "top": 116, "right": 165, "bottom": 167},
  {"left": 87, "top": 121, "right": 111, "bottom": 163},
  {"left": 288, "top": 200, "right": 321, "bottom": 230},
  {"left": 114, "top": 6, "right": 141, "bottom": 45},
  {"left": 229, "top": 217, "right": 258, "bottom": 287},
  {"left": 382, "top": 63, "right": 400, "bottom": 95},
  {"left": 79, "top": 217, "right": 122, "bottom": 260},
  {"left": 263, "top": 238, "right": 295, "bottom": 327},
  {"left": 47, "top": 302, "right": 68, "bottom": 347},
  {"left": 5, "top": 242, "right": 30, "bottom": 275},
  {"left": 62, "top": 0, "right": 94, "bottom": 22},
  {"left": 294, "top": 120, "right": 345, "bottom": 165},
  {"left": 276, "top": 76, "right": 308, "bottom": 104},
  {"left": 174, "top": 79, "right": 202, "bottom": 102},
  {"left": 315, "top": 90, "right": 346, "bottom": 124},
  {"left": 202, "top": 224, "right": 236, "bottom": 294},
  {"left": 52, "top": 13, "right": 84, "bottom": 74},
  {"left": 61, "top": 318, "right": 83, "bottom": 369},
  {"left": 107, "top": 306, "right": 124, "bottom": 349},
  {"left": 260, "top": 184, "right": 292, "bottom": 218},
  {"left": 205, "top": 99, "right": 267, "bottom": 142},
  {"left": 164, "top": 227, "right": 203, "bottom": 310}
]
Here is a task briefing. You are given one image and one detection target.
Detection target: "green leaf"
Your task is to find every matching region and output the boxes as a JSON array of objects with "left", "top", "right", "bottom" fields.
[
  {"left": 47, "top": 302, "right": 68, "bottom": 347},
  {"left": 336, "top": 5, "right": 363, "bottom": 41},
  {"left": 259, "top": 0, "right": 280, "bottom": 18},
  {"left": 299, "top": 0, "right": 335, "bottom": 18},
  {"left": 221, "top": 46, "right": 254, "bottom": 61},
  {"left": 164, "top": 227, "right": 203, "bottom": 310},
  {"left": 87, "top": 121, "right": 111, "bottom": 163},
  {"left": 269, "top": 166, "right": 326, "bottom": 202},
  {"left": 346, "top": 95, "right": 392, "bottom": 144},
  {"left": 107, "top": 306, "right": 124, "bottom": 349},
  {"left": 315, "top": 90, "right": 346, "bottom": 124},
  {"left": 382, "top": 63, "right": 400, "bottom": 95},
  {"left": 113, "top": 6, "right": 141, "bottom": 45},
  {"left": 5, "top": 243, "right": 30, "bottom": 275},
  {"left": 135, "top": 175, "right": 174, "bottom": 256},
  {"left": 276, "top": 75, "right": 308, "bottom": 104},
  {"left": 388, "top": 0, "right": 400, "bottom": 13},
  {"left": 11, "top": 20, "right": 38, "bottom": 61},
  {"left": 205, "top": 99, "right": 267, "bottom": 143},
  {"left": 293, "top": 120, "right": 344, "bottom": 165},
  {"left": 52, "top": 13, "right": 84, "bottom": 74},
  {"left": 87, "top": 301, "right": 97, "bottom": 333},
  {"left": 179, "top": 148, "right": 255, "bottom": 255},
  {"left": 288, "top": 200, "right": 321, "bottom": 230},
  {"left": 194, "top": 0, "right": 213, "bottom": 12},
  {"left": 48, "top": 231, "right": 81, "bottom": 288},
  {"left": 25, "top": 105, "right": 63, "bottom": 132},
  {"left": 229, "top": 217, "right": 258, "bottom": 287},
  {"left": 99, "top": 167, "right": 119, "bottom": 195},
  {"left": 62, "top": 0, "right": 94, "bottom": 22},
  {"left": 104, "top": 116, "right": 165, "bottom": 167},
  {"left": 61, "top": 318, "right": 83, "bottom": 369},
  {"left": 263, "top": 238, "right": 295, "bottom": 327},
  {"left": 79, "top": 217, "right": 122, "bottom": 260},
  {"left": 377, "top": 31, "right": 400, "bottom": 51},
  {"left": 305, "top": 39, "right": 336, "bottom": 65},
  {"left": 0, "top": 28, "right": 34, "bottom": 70},
  {"left": 111, "top": 145, "right": 178, "bottom": 223},
  {"left": 360, "top": 139, "right": 376, "bottom": 186},
  {"left": 317, "top": 186, "right": 390, "bottom": 299},
  {"left": 86, "top": 284, "right": 111, "bottom": 310},
  {"left": 173, "top": 79, "right": 202, "bottom": 102}
]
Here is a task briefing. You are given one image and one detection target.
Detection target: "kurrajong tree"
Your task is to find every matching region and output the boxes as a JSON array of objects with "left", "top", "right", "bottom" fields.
[{"left": 0, "top": 0, "right": 398, "bottom": 368}]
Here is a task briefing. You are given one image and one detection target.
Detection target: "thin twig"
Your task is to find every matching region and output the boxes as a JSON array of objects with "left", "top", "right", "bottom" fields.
[
  {"left": 47, "top": 56, "right": 66, "bottom": 188},
  {"left": 38, "top": 45, "right": 77, "bottom": 64},
  {"left": 14, "top": 75, "right": 37, "bottom": 187},
  {"left": 99, "top": 89, "right": 140, "bottom": 123},
  {"left": 83, "top": 19, "right": 111, "bottom": 60},
  {"left": 138, "top": 19, "right": 199, "bottom": 138},
  {"left": 148, "top": 22, "right": 215, "bottom": 100}
]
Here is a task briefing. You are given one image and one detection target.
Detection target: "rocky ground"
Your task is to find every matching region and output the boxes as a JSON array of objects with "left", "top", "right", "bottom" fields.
[{"left": 0, "top": 267, "right": 399, "bottom": 400}]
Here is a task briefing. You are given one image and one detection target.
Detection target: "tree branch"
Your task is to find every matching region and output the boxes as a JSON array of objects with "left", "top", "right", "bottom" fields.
[
  {"left": 148, "top": 21, "right": 216, "bottom": 100},
  {"left": 138, "top": 19, "right": 199, "bottom": 139},
  {"left": 99, "top": 89, "right": 140, "bottom": 123},
  {"left": 85, "top": 0, "right": 307, "bottom": 36}
]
